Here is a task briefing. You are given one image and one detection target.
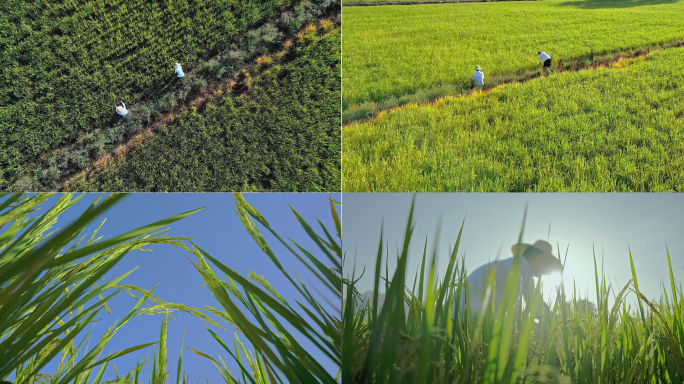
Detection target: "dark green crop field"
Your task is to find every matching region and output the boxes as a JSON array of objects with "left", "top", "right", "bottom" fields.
[
  {"left": 0, "top": 0, "right": 293, "bottom": 189},
  {"left": 68, "top": 24, "right": 341, "bottom": 192}
]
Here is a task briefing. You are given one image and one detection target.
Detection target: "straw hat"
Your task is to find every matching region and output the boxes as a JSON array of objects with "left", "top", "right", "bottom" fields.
[
  {"left": 174, "top": 62, "right": 182, "bottom": 68},
  {"left": 511, "top": 240, "right": 563, "bottom": 273},
  {"left": 474, "top": 65, "right": 482, "bottom": 71}
]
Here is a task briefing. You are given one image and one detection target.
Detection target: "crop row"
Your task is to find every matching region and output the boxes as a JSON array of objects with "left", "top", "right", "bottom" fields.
[
  {"left": 0, "top": 0, "right": 296, "bottom": 189},
  {"left": 67, "top": 23, "right": 341, "bottom": 192}
]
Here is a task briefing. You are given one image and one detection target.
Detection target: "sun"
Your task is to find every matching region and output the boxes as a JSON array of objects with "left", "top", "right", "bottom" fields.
[{"left": 540, "top": 272, "right": 563, "bottom": 291}]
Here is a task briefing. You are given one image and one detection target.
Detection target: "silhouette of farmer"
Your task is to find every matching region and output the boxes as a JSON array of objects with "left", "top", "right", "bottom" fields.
[{"left": 462, "top": 240, "right": 563, "bottom": 316}]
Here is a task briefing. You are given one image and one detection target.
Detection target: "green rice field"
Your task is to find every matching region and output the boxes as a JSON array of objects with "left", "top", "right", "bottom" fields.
[
  {"left": 67, "top": 24, "right": 341, "bottom": 192},
  {"left": 343, "top": 202, "right": 684, "bottom": 383},
  {"left": 342, "top": 0, "right": 684, "bottom": 114},
  {"left": 343, "top": 48, "right": 684, "bottom": 192}
]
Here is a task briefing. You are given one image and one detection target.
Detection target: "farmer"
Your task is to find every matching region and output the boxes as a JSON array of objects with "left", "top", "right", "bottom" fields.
[
  {"left": 115, "top": 102, "right": 128, "bottom": 117},
  {"left": 538, "top": 50, "right": 552, "bottom": 71},
  {"left": 174, "top": 62, "right": 185, "bottom": 78},
  {"left": 471, "top": 65, "right": 484, "bottom": 87},
  {"left": 460, "top": 239, "right": 563, "bottom": 317}
]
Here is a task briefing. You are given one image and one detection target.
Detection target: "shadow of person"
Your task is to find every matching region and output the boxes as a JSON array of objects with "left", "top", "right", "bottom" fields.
[{"left": 558, "top": 0, "right": 679, "bottom": 9}]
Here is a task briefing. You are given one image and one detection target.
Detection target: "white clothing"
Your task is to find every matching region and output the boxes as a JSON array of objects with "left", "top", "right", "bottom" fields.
[
  {"left": 116, "top": 103, "right": 128, "bottom": 116},
  {"left": 539, "top": 52, "right": 551, "bottom": 64},
  {"left": 461, "top": 257, "right": 535, "bottom": 314},
  {"left": 471, "top": 70, "right": 484, "bottom": 86},
  {"left": 175, "top": 67, "right": 185, "bottom": 78}
]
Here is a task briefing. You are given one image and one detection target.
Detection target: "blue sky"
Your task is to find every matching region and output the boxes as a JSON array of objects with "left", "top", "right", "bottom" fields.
[
  {"left": 5, "top": 193, "right": 339, "bottom": 383},
  {"left": 343, "top": 193, "right": 684, "bottom": 310}
]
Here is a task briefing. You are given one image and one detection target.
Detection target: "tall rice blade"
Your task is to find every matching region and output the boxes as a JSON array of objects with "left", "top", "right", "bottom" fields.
[
  {"left": 0, "top": 193, "right": 201, "bottom": 383},
  {"left": 192, "top": 194, "right": 341, "bottom": 383}
]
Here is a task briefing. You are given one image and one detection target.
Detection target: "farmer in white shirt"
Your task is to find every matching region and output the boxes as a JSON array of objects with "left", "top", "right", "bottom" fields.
[
  {"left": 460, "top": 239, "right": 563, "bottom": 316},
  {"left": 538, "top": 51, "right": 552, "bottom": 71},
  {"left": 471, "top": 65, "right": 484, "bottom": 87},
  {"left": 115, "top": 102, "right": 128, "bottom": 117},
  {"left": 174, "top": 63, "right": 185, "bottom": 78}
]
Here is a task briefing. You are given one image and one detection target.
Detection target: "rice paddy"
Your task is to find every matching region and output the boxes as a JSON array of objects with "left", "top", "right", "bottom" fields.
[
  {"left": 343, "top": 47, "right": 684, "bottom": 192},
  {"left": 342, "top": 0, "right": 684, "bottom": 118}
]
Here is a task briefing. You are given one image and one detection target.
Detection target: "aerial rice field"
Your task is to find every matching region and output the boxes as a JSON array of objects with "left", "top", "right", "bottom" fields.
[
  {"left": 343, "top": 48, "right": 684, "bottom": 192},
  {"left": 66, "top": 23, "right": 341, "bottom": 192},
  {"left": 342, "top": 0, "right": 684, "bottom": 116},
  {"left": 0, "top": 0, "right": 295, "bottom": 189}
]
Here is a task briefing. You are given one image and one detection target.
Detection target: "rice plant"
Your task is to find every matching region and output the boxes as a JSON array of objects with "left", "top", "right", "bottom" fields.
[
  {"left": 183, "top": 193, "right": 341, "bottom": 383},
  {"left": 0, "top": 193, "right": 212, "bottom": 384},
  {"left": 342, "top": 198, "right": 684, "bottom": 383}
]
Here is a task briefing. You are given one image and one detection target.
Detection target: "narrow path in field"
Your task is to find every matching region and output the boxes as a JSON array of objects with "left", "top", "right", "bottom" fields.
[
  {"left": 61, "top": 19, "right": 340, "bottom": 192},
  {"left": 342, "top": 40, "right": 684, "bottom": 126}
]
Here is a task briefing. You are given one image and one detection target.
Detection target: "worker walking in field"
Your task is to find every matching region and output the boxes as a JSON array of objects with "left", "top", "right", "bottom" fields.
[
  {"left": 115, "top": 102, "right": 128, "bottom": 117},
  {"left": 174, "top": 62, "right": 185, "bottom": 78},
  {"left": 458, "top": 239, "right": 563, "bottom": 318},
  {"left": 471, "top": 65, "right": 484, "bottom": 87},
  {"left": 538, "top": 51, "right": 552, "bottom": 71}
]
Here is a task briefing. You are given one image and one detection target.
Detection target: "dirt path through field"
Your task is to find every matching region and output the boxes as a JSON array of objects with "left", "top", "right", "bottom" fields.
[{"left": 342, "top": 40, "right": 684, "bottom": 127}]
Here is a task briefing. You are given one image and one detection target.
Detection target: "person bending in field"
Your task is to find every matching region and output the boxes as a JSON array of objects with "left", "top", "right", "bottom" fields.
[
  {"left": 471, "top": 65, "right": 485, "bottom": 87},
  {"left": 174, "top": 62, "right": 185, "bottom": 78},
  {"left": 538, "top": 50, "right": 552, "bottom": 71},
  {"left": 115, "top": 102, "right": 128, "bottom": 117},
  {"left": 458, "top": 239, "right": 563, "bottom": 318}
]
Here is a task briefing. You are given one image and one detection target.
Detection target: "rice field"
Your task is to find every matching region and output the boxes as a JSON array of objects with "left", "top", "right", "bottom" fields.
[
  {"left": 65, "top": 23, "right": 341, "bottom": 193},
  {"left": 342, "top": 0, "right": 684, "bottom": 116},
  {"left": 343, "top": 47, "right": 684, "bottom": 192},
  {"left": 342, "top": 200, "right": 684, "bottom": 383}
]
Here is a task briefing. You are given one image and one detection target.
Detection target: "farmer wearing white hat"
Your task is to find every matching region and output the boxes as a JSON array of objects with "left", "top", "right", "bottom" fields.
[
  {"left": 538, "top": 51, "right": 552, "bottom": 71},
  {"left": 471, "top": 65, "right": 484, "bottom": 87},
  {"left": 174, "top": 63, "right": 185, "bottom": 78},
  {"left": 115, "top": 102, "right": 128, "bottom": 117},
  {"left": 460, "top": 239, "right": 563, "bottom": 316}
]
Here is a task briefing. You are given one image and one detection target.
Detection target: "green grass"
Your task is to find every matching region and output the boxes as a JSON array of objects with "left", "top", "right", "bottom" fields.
[
  {"left": 0, "top": 0, "right": 295, "bottom": 189},
  {"left": 342, "top": 0, "right": 684, "bottom": 114},
  {"left": 343, "top": 48, "right": 684, "bottom": 192},
  {"left": 66, "top": 23, "right": 341, "bottom": 192},
  {"left": 342, "top": 199, "right": 684, "bottom": 383}
]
